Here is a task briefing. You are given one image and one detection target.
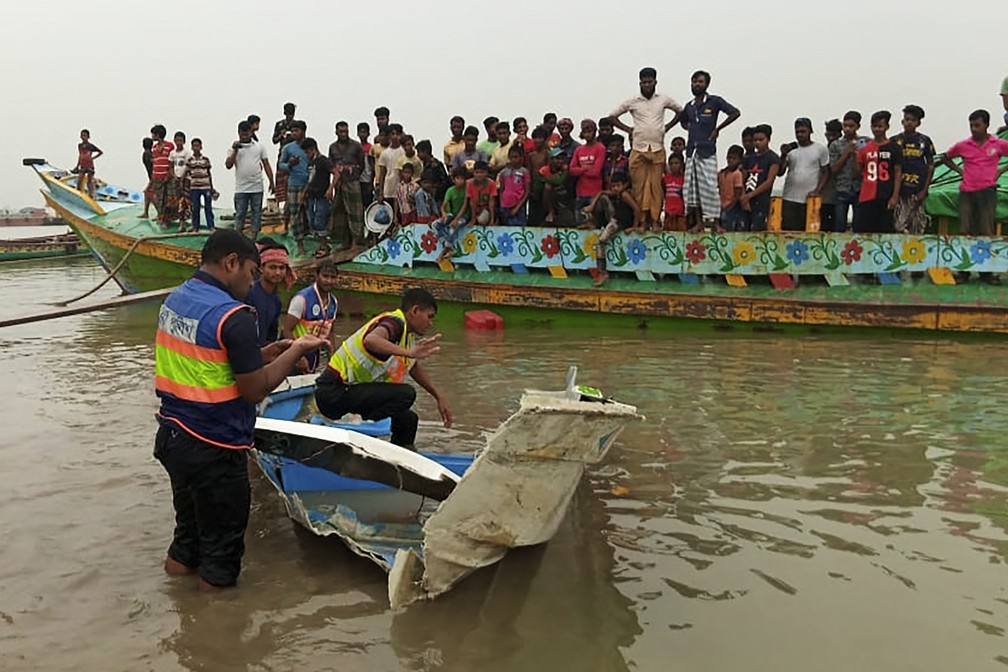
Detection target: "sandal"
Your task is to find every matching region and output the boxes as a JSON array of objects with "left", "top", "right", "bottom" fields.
[{"left": 314, "top": 247, "right": 330, "bottom": 258}]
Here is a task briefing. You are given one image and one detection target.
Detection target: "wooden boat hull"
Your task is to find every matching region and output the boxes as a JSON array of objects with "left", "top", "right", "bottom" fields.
[
  {"left": 0, "top": 234, "right": 86, "bottom": 262},
  {"left": 28, "top": 159, "right": 1008, "bottom": 334}
]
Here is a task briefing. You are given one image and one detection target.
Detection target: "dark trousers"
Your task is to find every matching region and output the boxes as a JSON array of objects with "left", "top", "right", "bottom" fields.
[
  {"left": 781, "top": 200, "right": 807, "bottom": 232},
  {"left": 315, "top": 379, "right": 418, "bottom": 448},
  {"left": 959, "top": 187, "right": 997, "bottom": 236},
  {"left": 820, "top": 201, "right": 835, "bottom": 231},
  {"left": 153, "top": 423, "right": 250, "bottom": 587},
  {"left": 853, "top": 199, "right": 893, "bottom": 234}
]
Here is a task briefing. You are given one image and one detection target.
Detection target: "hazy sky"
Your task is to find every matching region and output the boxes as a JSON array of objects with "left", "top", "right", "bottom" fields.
[{"left": 1, "top": 0, "right": 1005, "bottom": 208}]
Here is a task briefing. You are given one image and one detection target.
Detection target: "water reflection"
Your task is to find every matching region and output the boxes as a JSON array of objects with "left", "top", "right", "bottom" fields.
[
  {"left": 4, "top": 259, "right": 1008, "bottom": 669},
  {"left": 389, "top": 484, "right": 640, "bottom": 672}
]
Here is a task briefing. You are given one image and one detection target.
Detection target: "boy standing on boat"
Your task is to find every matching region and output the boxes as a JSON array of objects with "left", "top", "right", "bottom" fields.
[
  {"left": 170, "top": 132, "right": 192, "bottom": 227},
  {"left": 739, "top": 124, "right": 780, "bottom": 232},
  {"left": 302, "top": 138, "right": 333, "bottom": 258},
  {"left": 283, "top": 259, "right": 338, "bottom": 373},
  {"left": 75, "top": 129, "right": 102, "bottom": 199},
  {"left": 150, "top": 125, "right": 176, "bottom": 230},
  {"left": 828, "top": 111, "right": 869, "bottom": 232},
  {"left": 225, "top": 120, "right": 275, "bottom": 241},
  {"left": 855, "top": 111, "right": 902, "bottom": 233},
  {"left": 315, "top": 287, "right": 451, "bottom": 449},
  {"left": 154, "top": 229, "right": 327, "bottom": 590},
  {"left": 185, "top": 138, "right": 216, "bottom": 232},
  {"left": 892, "top": 105, "right": 936, "bottom": 235}
]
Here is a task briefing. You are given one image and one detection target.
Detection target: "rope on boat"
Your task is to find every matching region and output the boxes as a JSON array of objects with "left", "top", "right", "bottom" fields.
[{"left": 52, "top": 231, "right": 209, "bottom": 307}]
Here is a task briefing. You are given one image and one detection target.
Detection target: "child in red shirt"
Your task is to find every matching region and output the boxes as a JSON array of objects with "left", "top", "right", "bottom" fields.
[
  {"left": 75, "top": 129, "right": 102, "bottom": 198},
  {"left": 663, "top": 154, "right": 686, "bottom": 231},
  {"left": 465, "top": 160, "right": 497, "bottom": 226}
]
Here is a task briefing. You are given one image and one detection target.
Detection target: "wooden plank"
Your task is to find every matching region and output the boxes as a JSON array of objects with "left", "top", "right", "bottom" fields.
[
  {"left": 876, "top": 272, "right": 901, "bottom": 285},
  {"left": 725, "top": 274, "right": 747, "bottom": 287},
  {"left": 823, "top": 272, "right": 849, "bottom": 287},
  {"left": 678, "top": 273, "right": 700, "bottom": 285},
  {"left": 634, "top": 270, "right": 655, "bottom": 282},
  {"left": 436, "top": 259, "right": 456, "bottom": 273},
  {"left": 938, "top": 307, "right": 1008, "bottom": 333},
  {"left": 0, "top": 287, "right": 173, "bottom": 329},
  {"left": 768, "top": 197, "right": 783, "bottom": 232},
  {"left": 510, "top": 263, "right": 528, "bottom": 274},
  {"left": 768, "top": 273, "right": 795, "bottom": 290},
  {"left": 805, "top": 196, "right": 822, "bottom": 232},
  {"left": 548, "top": 265, "right": 568, "bottom": 279},
  {"left": 927, "top": 267, "right": 956, "bottom": 285}
]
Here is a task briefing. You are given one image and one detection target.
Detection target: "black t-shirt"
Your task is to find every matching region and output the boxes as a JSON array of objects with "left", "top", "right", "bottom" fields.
[
  {"left": 305, "top": 155, "right": 332, "bottom": 197},
  {"left": 742, "top": 150, "right": 780, "bottom": 211},
  {"left": 193, "top": 270, "right": 262, "bottom": 374},
  {"left": 892, "top": 132, "right": 935, "bottom": 196}
]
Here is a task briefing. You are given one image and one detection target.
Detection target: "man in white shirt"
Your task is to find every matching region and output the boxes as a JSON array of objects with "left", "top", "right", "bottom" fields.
[
  {"left": 225, "top": 119, "right": 275, "bottom": 240},
  {"left": 376, "top": 123, "right": 406, "bottom": 203},
  {"left": 609, "top": 67, "right": 683, "bottom": 227},
  {"left": 779, "top": 117, "right": 830, "bottom": 231}
]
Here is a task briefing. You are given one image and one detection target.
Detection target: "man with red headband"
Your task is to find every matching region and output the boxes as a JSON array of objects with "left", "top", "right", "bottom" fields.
[{"left": 245, "top": 238, "right": 296, "bottom": 346}]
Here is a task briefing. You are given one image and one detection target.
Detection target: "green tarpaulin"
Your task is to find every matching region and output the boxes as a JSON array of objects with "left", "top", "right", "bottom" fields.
[{"left": 925, "top": 128, "right": 1008, "bottom": 227}]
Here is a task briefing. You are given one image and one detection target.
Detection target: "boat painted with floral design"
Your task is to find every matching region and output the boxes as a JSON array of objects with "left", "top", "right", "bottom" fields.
[{"left": 24, "top": 156, "right": 1008, "bottom": 334}]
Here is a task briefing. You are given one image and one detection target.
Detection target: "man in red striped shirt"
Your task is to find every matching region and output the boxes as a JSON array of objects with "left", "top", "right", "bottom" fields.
[{"left": 150, "top": 124, "right": 177, "bottom": 229}]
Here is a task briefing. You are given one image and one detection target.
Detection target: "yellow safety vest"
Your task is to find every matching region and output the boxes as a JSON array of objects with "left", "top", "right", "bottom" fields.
[{"left": 327, "top": 309, "right": 415, "bottom": 384}]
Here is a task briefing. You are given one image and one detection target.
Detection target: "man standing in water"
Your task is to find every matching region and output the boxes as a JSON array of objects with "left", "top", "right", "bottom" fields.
[
  {"left": 154, "top": 229, "right": 327, "bottom": 590},
  {"left": 314, "top": 287, "right": 452, "bottom": 449},
  {"left": 609, "top": 67, "right": 683, "bottom": 228},
  {"left": 679, "top": 70, "right": 740, "bottom": 232}
]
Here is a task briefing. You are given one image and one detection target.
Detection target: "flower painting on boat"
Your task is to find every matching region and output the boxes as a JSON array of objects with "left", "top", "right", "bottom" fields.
[{"left": 353, "top": 227, "right": 1008, "bottom": 277}]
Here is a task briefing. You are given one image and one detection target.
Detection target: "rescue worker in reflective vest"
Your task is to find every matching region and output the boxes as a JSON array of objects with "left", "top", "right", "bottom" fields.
[
  {"left": 154, "top": 229, "right": 328, "bottom": 590},
  {"left": 315, "top": 287, "right": 452, "bottom": 449},
  {"left": 282, "top": 259, "right": 338, "bottom": 373}
]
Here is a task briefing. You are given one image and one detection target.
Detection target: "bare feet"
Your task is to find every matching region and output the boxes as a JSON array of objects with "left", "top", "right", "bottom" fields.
[
  {"left": 593, "top": 271, "right": 609, "bottom": 287},
  {"left": 164, "top": 556, "right": 196, "bottom": 576},
  {"left": 545, "top": 212, "right": 556, "bottom": 223}
]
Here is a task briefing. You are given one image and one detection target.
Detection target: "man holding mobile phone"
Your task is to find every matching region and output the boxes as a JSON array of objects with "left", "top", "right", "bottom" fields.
[{"left": 225, "top": 119, "right": 275, "bottom": 240}]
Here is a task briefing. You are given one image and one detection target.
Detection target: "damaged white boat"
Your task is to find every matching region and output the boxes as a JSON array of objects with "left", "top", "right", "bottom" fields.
[{"left": 253, "top": 367, "right": 642, "bottom": 608}]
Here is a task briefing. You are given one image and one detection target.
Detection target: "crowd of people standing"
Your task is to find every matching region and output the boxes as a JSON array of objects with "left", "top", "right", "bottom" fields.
[{"left": 112, "top": 69, "right": 1008, "bottom": 275}]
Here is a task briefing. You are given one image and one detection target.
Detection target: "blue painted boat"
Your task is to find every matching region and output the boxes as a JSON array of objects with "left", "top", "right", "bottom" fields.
[{"left": 253, "top": 368, "right": 643, "bottom": 607}]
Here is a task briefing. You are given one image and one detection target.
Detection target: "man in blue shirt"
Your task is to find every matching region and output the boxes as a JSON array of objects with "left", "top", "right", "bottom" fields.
[
  {"left": 244, "top": 237, "right": 295, "bottom": 346},
  {"left": 154, "top": 229, "right": 326, "bottom": 590},
  {"left": 680, "top": 70, "right": 740, "bottom": 232}
]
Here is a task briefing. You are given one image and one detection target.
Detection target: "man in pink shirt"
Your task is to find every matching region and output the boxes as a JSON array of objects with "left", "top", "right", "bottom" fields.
[
  {"left": 941, "top": 109, "right": 1008, "bottom": 236},
  {"left": 570, "top": 119, "right": 606, "bottom": 224}
]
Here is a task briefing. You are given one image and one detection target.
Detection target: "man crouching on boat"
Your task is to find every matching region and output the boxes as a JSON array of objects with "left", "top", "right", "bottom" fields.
[
  {"left": 314, "top": 287, "right": 452, "bottom": 449},
  {"left": 153, "top": 229, "right": 328, "bottom": 590}
]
